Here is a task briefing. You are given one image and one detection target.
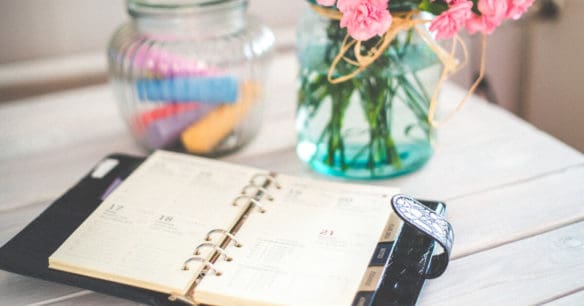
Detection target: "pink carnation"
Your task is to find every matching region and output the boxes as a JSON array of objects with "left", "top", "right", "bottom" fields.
[
  {"left": 316, "top": 0, "right": 336, "bottom": 6},
  {"left": 337, "top": 0, "right": 392, "bottom": 41},
  {"left": 506, "top": 0, "right": 534, "bottom": 20},
  {"left": 465, "top": 0, "right": 508, "bottom": 34},
  {"left": 429, "top": 0, "right": 474, "bottom": 40}
]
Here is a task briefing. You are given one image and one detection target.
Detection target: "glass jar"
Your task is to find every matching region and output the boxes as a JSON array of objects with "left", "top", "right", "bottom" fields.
[
  {"left": 296, "top": 6, "right": 440, "bottom": 179},
  {"left": 108, "top": 0, "right": 274, "bottom": 156}
]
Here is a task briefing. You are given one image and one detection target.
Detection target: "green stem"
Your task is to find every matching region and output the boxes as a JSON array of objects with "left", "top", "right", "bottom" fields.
[
  {"left": 378, "top": 95, "right": 402, "bottom": 169},
  {"left": 309, "top": 121, "right": 331, "bottom": 165},
  {"left": 411, "top": 71, "right": 431, "bottom": 104},
  {"left": 324, "top": 83, "right": 352, "bottom": 169}
]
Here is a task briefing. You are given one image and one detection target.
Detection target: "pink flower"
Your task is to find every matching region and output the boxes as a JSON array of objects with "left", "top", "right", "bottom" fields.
[
  {"left": 429, "top": 0, "right": 474, "bottom": 40},
  {"left": 479, "top": 0, "right": 508, "bottom": 20},
  {"left": 506, "top": 0, "right": 534, "bottom": 20},
  {"left": 337, "top": 0, "right": 392, "bottom": 41},
  {"left": 316, "top": 0, "right": 336, "bottom": 6},
  {"left": 465, "top": 0, "right": 508, "bottom": 34}
]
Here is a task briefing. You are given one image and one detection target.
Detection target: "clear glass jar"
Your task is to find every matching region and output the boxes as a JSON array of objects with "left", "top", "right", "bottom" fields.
[
  {"left": 108, "top": 0, "right": 274, "bottom": 156},
  {"left": 296, "top": 7, "right": 440, "bottom": 179}
]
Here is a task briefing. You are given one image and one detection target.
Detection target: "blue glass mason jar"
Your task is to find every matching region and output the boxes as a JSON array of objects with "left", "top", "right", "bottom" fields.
[
  {"left": 108, "top": 0, "right": 274, "bottom": 156},
  {"left": 296, "top": 3, "right": 440, "bottom": 179}
]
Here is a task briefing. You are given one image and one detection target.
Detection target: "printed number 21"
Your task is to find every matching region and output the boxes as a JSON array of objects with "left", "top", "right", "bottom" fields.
[
  {"left": 159, "top": 215, "right": 173, "bottom": 222},
  {"left": 108, "top": 204, "right": 123, "bottom": 211},
  {"left": 320, "top": 229, "right": 334, "bottom": 237}
]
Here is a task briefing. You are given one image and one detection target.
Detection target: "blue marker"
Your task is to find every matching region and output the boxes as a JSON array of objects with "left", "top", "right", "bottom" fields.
[{"left": 137, "top": 76, "right": 239, "bottom": 104}]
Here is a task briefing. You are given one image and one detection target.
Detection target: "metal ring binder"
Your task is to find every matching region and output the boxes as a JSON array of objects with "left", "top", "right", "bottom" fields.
[
  {"left": 251, "top": 201, "right": 266, "bottom": 213},
  {"left": 182, "top": 257, "right": 222, "bottom": 276},
  {"left": 232, "top": 195, "right": 256, "bottom": 206},
  {"left": 205, "top": 229, "right": 242, "bottom": 247},
  {"left": 232, "top": 196, "right": 265, "bottom": 213},
  {"left": 250, "top": 173, "right": 281, "bottom": 189},
  {"left": 179, "top": 172, "right": 280, "bottom": 285},
  {"left": 242, "top": 185, "right": 274, "bottom": 201},
  {"left": 194, "top": 242, "right": 232, "bottom": 261}
]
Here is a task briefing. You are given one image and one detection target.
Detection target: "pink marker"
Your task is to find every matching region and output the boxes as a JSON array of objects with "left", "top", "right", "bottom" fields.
[{"left": 113, "top": 39, "right": 220, "bottom": 77}]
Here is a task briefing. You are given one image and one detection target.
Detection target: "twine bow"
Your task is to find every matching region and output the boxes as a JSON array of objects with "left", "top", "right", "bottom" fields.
[{"left": 310, "top": 5, "right": 486, "bottom": 128}]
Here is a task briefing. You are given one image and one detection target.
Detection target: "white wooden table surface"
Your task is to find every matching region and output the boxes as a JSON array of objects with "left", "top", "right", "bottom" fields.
[{"left": 1, "top": 51, "right": 583, "bottom": 306}]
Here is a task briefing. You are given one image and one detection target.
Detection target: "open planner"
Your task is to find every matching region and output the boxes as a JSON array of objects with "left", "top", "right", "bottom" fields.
[{"left": 0, "top": 150, "right": 453, "bottom": 306}]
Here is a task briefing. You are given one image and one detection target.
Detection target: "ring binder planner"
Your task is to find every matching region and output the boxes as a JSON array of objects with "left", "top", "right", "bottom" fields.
[
  {"left": 0, "top": 152, "right": 452, "bottom": 306},
  {"left": 193, "top": 243, "right": 232, "bottom": 262}
]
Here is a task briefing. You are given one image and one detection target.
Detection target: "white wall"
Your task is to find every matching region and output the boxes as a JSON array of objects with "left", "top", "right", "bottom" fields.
[
  {"left": 523, "top": 0, "right": 584, "bottom": 152},
  {"left": 0, "top": 1, "right": 126, "bottom": 63},
  {"left": 0, "top": 0, "right": 304, "bottom": 64}
]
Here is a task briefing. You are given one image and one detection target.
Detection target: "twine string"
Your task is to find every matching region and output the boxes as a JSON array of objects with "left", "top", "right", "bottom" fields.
[
  {"left": 327, "top": 11, "right": 425, "bottom": 84},
  {"left": 428, "top": 34, "right": 487, "bottom": 127},
  {"left": 309, "top": 4, "right": 487, "bottom": 127}
]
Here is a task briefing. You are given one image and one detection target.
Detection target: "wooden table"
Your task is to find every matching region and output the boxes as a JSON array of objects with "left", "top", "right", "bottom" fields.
[{"left": 1, "top": 51, "right": 583, "bottom": 305}]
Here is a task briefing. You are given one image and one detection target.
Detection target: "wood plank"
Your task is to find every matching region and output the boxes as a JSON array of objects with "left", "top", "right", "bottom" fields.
[
  {"left": 417, "top": 222, "right": 584, "bottom": 305},
  {"left": 27, "top": 290, "right": 137, "bottom": 306},
  {"left": 542, "top": 289, "right": 584, "bottom": 306},
  {"left": 0, "top": 84, "right": 130, "bottom": 162},
  {"left": 0, "top": 272, "right": 138, "bottom": 306},
  {"left": 0, "top": 200, "right": 50, "bottom": 246},
  {"left": 447, "top": 165, "right": 584, "bottom": 258},
  {"left": 0, "top": 134, "right": 144, "bottom": 212},
  {"left": 0, "top": 272, "right": 83, "bottom": 306}
]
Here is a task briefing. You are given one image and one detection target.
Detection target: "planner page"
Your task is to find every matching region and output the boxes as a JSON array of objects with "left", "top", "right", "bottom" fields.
[
  {"left": 49, "top": 151, "right": 261, "bottom": 296},
  {"left": 195, "top": 174, "right": 398, "bottom": 306}
]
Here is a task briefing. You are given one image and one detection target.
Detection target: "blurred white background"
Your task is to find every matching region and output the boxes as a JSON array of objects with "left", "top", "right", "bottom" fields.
[{"left": 0, "top": 0, "right": 582, "bottom": 151}]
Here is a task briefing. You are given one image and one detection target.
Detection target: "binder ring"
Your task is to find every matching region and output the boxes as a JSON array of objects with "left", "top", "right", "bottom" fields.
[
  {"left": 182, "top": 257, "right": 222, "bottom": 276},
  {"left": 232, "top": 195, "right": 255, "bottom": 206},
  {"left": 250, "top": 173, "right": 281, "bottom": 189},
  {"left": 242, "top": 185, "right": 274, "bottom": 201},
  {"left": 232, "top": 196, "right": 266, "bottom": 213},
  {"left": 194, "top": 242, "right": 232, "bottom": 261},
  {"left": 205, "top": 229, "right": 242, "bottom": 247}
]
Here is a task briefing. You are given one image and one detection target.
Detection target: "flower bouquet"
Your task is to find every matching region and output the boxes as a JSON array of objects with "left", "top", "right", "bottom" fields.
[{"left": 296, "top": 0, "right": 534, "bottom": 179}]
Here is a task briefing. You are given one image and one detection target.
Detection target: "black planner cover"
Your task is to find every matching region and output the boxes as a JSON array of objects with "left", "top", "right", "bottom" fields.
[{"left": 0, "top": 154, "right": 445, "bottom": 306}]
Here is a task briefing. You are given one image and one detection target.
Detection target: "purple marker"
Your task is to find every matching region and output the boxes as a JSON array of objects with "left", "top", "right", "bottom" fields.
[
  {"left": 101, "top": 177, "right": 124, "bottom": 201},
  {"left": 144, "top": 104, "right": 216, "bottom": 149}
]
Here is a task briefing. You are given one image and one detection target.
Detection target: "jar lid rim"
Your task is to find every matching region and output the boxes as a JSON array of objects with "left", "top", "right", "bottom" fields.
[{"left": 128, "top": 0, "right": 247, "bottom": 16}]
